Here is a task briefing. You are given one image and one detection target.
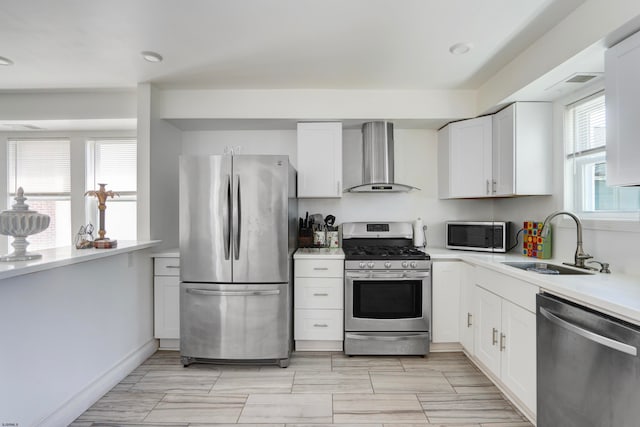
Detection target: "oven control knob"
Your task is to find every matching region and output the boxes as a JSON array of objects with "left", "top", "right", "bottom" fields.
[
  {"left": 401, "top": 261, "right": 409, "bottom": 268},
  {"left": 367, "top": 262, "right": 375, "bottom": 268},
  {"left": 384, "top": 262, "right": 392, "bottom": 269},
  {"left": 359, "top": 262, "right": 366, "bottom": 269}
]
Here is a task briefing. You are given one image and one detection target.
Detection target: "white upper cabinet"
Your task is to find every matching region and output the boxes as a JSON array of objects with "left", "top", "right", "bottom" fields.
[
  {"left": 440, "top": 116, "right": 493, "bottom": 198},
  {"left": 438, "top": 102, "right": 552, "bottom": 199},
  {"left": 606, "top": 30, "right": 640, "bottom": 186},
  {"left": 492, "top": 102, "right": 552, "bottom": 196},
  {"left": 297, "top": 122, "right": 343, "bottom": 198}
]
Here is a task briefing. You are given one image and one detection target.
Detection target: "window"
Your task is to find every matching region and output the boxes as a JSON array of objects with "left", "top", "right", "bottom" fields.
[
  {"left": 86, "top": 139, "right": 137, "bottom": 240},
  {"left": 565, "top": 93, "right": 640, "bottom": 218},
  {"left": 7, "top": 139, "right": 72, "bottom": 249}
]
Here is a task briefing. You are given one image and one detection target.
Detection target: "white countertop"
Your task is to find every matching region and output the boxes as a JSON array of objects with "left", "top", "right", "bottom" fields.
[
  {"left": 427, "top": 247, "right": 640, "bottom": 326},
  {"left": 294, "top": 247, "right": 345, "bottom": 259},
  {"left": 0, "top": 240, "right": 161, "bottom": 281},
  {"left": 151, "top": 248, "right": 179, "bottom": 257}
]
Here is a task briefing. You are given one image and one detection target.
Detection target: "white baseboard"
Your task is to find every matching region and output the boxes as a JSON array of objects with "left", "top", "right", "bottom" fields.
[
  {"left": 295, "top": 340, "right": 343, "bottom": 351},
  {"left": 39, "top": 338, "right": 158, "bottom": 427},
  {"left": 430, "top": 342, "right": 463, "bottom": 352},
  {"left": 158, "top": 338, "right": 180, "bottom": 350}
]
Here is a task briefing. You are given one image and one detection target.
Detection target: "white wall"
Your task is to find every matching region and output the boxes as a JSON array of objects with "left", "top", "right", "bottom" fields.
[
  {"left": 181, "top": 127, "right": 494, "bottom": 248},
  {"left": 493, "top": 83, "right": 640, "bottom": 276},
  {"left": 0, "top": 249, "right": 156, "bottom": 427},
  {"left": 0, "top": 90, "right": 136, "bottom": 120},
  {"left": 477, "top": 0, "right": 640, "bottom": 112},
  {"left": 148, "top": 85, "right": 182, "bottom": 250},
  {"left": 159, "top": 89, "right": 477, "bottom": 123}
]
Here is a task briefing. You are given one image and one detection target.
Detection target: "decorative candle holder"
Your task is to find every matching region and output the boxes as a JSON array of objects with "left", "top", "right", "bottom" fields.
[
  {"left": 0, "top": 187, "right": 51, "bottom": 261},
  {"left": 85, "top": 183, "right": 119, "bottom": 248}
]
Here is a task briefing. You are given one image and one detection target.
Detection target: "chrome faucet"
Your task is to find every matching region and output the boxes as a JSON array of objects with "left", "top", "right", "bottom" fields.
[{"left": 540, "top": 211, "right": 594, "bottom": 270}]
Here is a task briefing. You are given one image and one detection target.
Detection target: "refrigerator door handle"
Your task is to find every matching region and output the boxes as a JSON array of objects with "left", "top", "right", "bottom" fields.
[
  {"left": 223, "top": 174, "right": 231, "bottom": 260},
  {"left": 233, "top": 174, "right": 241, "bottom": 260},
  {"left": 186, "top": 288, "right": 280, "bottom": 297}
]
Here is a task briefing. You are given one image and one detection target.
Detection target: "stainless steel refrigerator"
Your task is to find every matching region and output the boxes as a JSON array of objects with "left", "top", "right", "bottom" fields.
[{"left": 179, "top": 154, "right": 297, "bottom": 368}]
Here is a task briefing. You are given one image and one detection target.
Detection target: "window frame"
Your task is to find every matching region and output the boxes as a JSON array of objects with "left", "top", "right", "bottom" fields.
[
  {"left": 0, "top": 131, "right": 137, "bottom": 251},
  {"left": 85, "top": 137, "right": 137, "bottom": 241},
  {"left": 564, "top": 91, "right": 640, "bottom": 223},
  {"left": 6, "top": 137, "right": 72, "bottom": 250}
]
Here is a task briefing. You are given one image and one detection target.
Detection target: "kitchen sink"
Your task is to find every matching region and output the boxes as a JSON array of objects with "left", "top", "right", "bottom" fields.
[{"left": 501, "top": 261, "right": 594, "bottom": 275}]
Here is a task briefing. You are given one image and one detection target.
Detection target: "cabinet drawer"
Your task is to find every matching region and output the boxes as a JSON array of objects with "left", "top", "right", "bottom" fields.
[
  {"left": 294, "top": 309, "right": 343, "bottom": 340},
  {"left": 294, "top": 277, "right": 343, "bottom": 309},
  {"left": 476, "top": 267, "right": 539, "bottom": 313},
  {"left": 295, "top": 259, "right": 343, "bottom": 278},
  {"left": 154, "top": 257, "right": 181, "bottom": 276}
]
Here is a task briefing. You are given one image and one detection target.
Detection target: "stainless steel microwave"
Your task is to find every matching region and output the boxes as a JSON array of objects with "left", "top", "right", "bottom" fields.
[{"left": 445, "top": 221, "right": 514, "bottom": 253}]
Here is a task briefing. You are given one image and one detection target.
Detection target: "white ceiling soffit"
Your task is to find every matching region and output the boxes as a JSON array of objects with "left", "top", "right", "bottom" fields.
[
  {"left": 0, "top": 119, "right": 137, "bottom": 132},
  {"left": 0, "top": 0, "right": 584, "bottom": 91},
  {"left": 165, "top": 118, "right": 448, "bottom": 131}
]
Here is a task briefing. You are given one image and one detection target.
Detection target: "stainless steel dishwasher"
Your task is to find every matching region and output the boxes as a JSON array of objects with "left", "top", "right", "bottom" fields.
[{"left": 537, "top": 293, "right": 640, "bottom": 427}]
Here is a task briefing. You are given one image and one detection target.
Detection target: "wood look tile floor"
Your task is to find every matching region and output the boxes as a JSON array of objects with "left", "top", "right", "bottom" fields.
[{"left": 72, "top": 351, "right": 533, "bottom": 426}]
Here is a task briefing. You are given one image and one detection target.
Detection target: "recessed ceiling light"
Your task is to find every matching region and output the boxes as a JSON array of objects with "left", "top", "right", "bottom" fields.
[
  {"left": 449, "top": 43, "right": 473, "bottom": 55},
  {"left": 0, "top": 56, "right": 14, "bottom": 66},
  {"left": 141, "top": 51, "right": 163, "bottom": 63}
]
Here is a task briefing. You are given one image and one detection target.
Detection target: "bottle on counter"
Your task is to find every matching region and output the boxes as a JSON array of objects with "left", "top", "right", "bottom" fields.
[{"left": 413, "top": 217, "right": 425, "bottom": 248}]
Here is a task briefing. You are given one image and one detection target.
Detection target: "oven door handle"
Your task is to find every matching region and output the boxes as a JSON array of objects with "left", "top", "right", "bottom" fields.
[
  {"left": 346, "top": 332, "right": 429, "bottom": 341},
  {"left": 346, "top": 272, "right": 430, "bottom": 280},
  {"left": 403, "top": 272, "right": 431, "bottom": 279}
]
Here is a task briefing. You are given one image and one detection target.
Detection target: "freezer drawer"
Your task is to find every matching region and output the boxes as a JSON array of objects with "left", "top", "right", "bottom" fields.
[{"left": 180, "top": 282, "right": 291, "bottom": 363}]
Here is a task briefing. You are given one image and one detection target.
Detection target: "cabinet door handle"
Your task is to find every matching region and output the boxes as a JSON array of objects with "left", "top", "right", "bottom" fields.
[
  {"left": 313, "top": 267, "right": 329, "bottom": 270},
  {"left": 492, "top": 179, "right": 497, "bottom": 194},
  {"left": 313, "top": 323, "right": 328, "bottom": 328},
  {"left": 313, "top": 293, "right": 329, "bottom": 296},
  {"left": 467, "top": 312, "right": 472, "bottom": 327},
  {"left": 486, "top": 179, "right": 490, "bottom": 195},
  {"left": 492, "top": 328, "right": 498, "bottom": 345},
  {"left": 500, "top": 333, "right": 506, "bottom": 351},
  {"left": 165, "top": 265, "right": 180, "bottom": 269}
]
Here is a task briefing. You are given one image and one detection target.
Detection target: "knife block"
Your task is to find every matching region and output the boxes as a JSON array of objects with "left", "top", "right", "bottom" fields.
[{"left": 298, "top": 229, "right": 313, "bottom": 248}]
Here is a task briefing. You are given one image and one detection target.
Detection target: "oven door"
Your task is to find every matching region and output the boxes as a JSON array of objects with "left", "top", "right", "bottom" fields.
[{"left": 345, "top": 270, "right": 430, "bottom": 332}]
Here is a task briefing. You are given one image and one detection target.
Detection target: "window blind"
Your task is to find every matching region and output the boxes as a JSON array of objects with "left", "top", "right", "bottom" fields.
[
  {"left": 92, "top": 139, "right": 136, "bottom": 192},
  {"left": 8, "top": 139, "right": 71, "bottom": 194},
  {"left": 570, "top": 94, "right": 606, "bottom": 155}
]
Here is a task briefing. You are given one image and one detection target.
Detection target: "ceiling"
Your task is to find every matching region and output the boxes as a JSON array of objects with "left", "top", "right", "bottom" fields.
[{"left": 0, "top": 0, "right": 587, "bottom": 91}]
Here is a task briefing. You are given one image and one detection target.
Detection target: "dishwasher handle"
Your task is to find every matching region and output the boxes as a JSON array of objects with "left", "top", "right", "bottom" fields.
[{"left": 540, "top": 307, "right": 638, "bottom": 357}]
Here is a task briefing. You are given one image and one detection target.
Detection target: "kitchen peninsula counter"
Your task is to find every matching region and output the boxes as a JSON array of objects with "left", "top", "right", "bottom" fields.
[
  {"left": 0, "top": 240, "right": 160, "bottom": 426},
  {"left": 0, "top": 240, "right": 160, "bottom": 282},
  {"left": 428, "top": 247, "right": 640, "bottom": 327}
]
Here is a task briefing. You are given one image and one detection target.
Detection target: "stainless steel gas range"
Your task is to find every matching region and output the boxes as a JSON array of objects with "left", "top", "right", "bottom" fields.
[{"left": 342, "top": 222, "right": 432, "bottom": 356}]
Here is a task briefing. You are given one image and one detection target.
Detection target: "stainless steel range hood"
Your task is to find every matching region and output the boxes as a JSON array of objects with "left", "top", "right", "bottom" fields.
[{"left": 346, "top": 121, "right": 419, "bottom": 193}]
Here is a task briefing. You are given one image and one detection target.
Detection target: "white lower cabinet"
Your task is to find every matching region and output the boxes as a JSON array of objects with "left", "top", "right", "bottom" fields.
[
  {"left": 432, "top": 261, "right": 461, "bottom": 343},
  {"left": 293, "top": 255, "right": 344, "bottom": 351},
  {"left": 474, "top": 285, "right": 537, "bottom": 417},
  {"left": 153, "top": 256, "right": 180, "bottom": 349},
  {"left": 458, "top": 263, "right": 475, "bottom": 354}
]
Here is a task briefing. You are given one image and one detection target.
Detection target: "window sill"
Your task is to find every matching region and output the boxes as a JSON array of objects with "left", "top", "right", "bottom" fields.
[{"left": 557, "top": 216, "right": 640, "bottom": 233}]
